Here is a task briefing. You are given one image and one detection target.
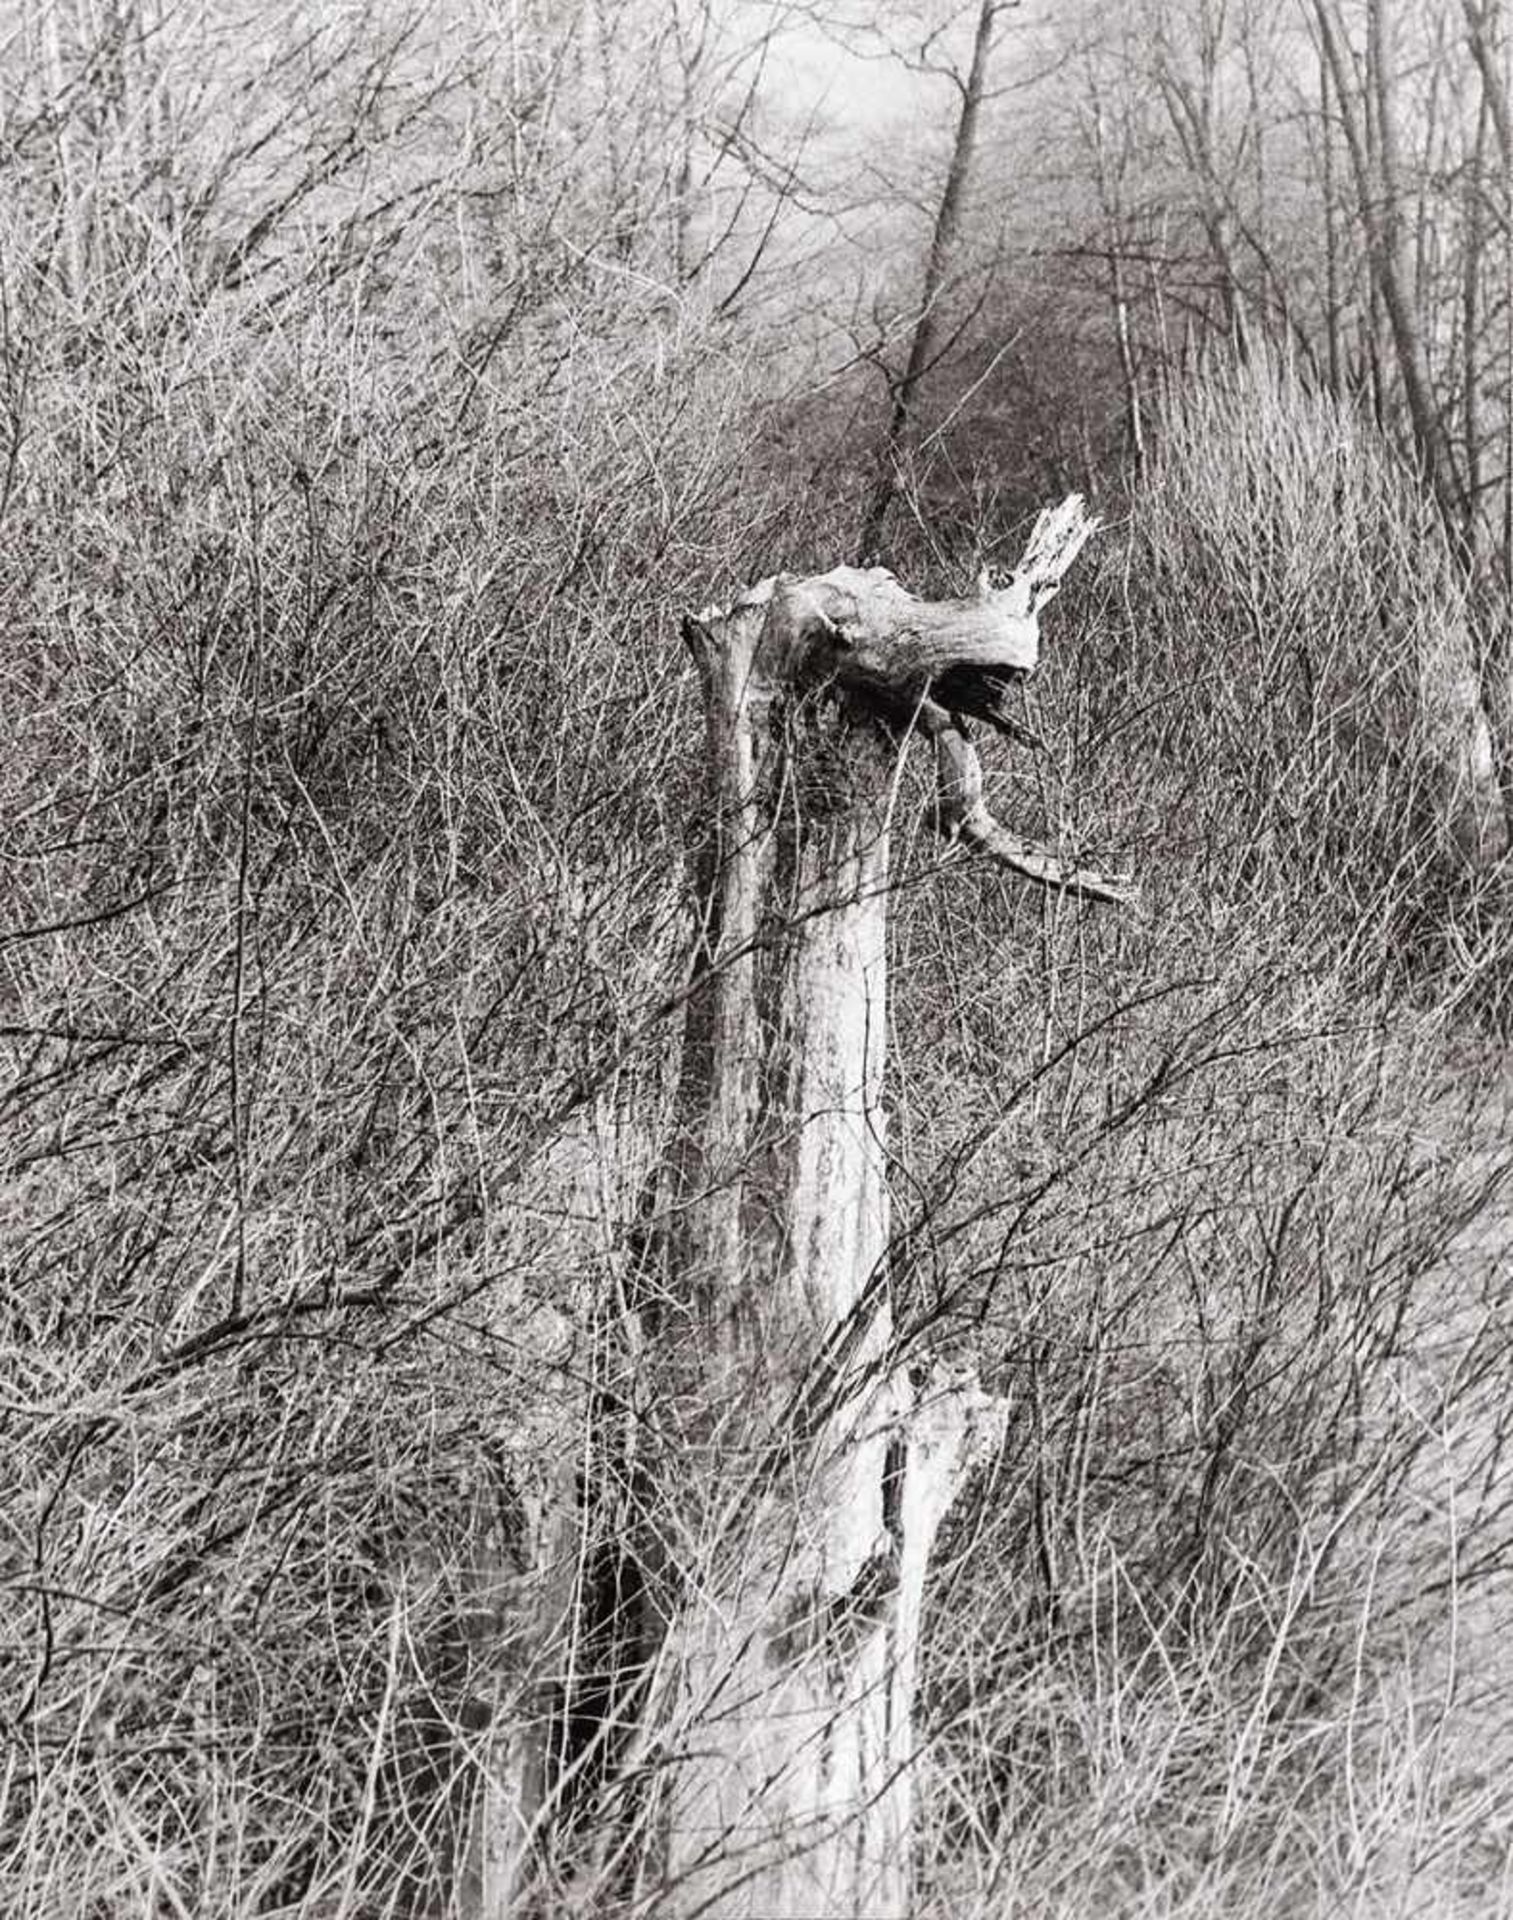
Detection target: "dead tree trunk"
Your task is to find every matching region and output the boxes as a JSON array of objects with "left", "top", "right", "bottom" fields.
[
  {"left": 460, "top": 502, "right": 1129, "bottom": 1920},
  {"left": 1320, "top": 38, "right": 1343, "bottom": 397},
  {"left": 605, "top": 500, "right": 1128, "bottom": 1917},
  {"left": 1463, "top": 0, "right": 1513, "bottom": 827}
]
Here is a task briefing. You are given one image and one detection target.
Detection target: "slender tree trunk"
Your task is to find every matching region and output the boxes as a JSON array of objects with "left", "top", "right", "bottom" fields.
[
  {"left": 459, "top": 506, "right": 1124, "bottom": 1920},
  {"left": 1464, "top": 87, "right": 1490, "bottom": 568},
  {"left": 859, "top": 0, "right": 1000, "bottom": 558},
  {"left": 1465, "top": 0, "right": 1513, "bottom": 168},
  {"left": 1311, "top": 0, "right": 1513, "bottom": 836},
  {"left": 1413, "top": 14, "right": 1449, "bottom": 333},
  {"left": 1111, "top": 242, "right": 1145, "bottom": 474},
  {"left": 1315, "top": 0, "right": 1465, "bottom": 533},
  {"left": 40, "top": 1, "right": 84, "bottom": 307},
  {"left": 474, "top": 506, "right": 1118, "bottom": 1919},
  {"left": 1151, "top": 34, "right": 1243, "bottom": 347},
  {"left": 1320, "top": 41, "right": 1343, "bottom": 396},
  {"left": 1367, "top": 0, "right": 1439, "bottom": 462},
  {"left": 1462, "top": 0, "right": 1513, "bottom": 828},
  {"left": 1087, "top": 88, "right": 1144, "bottom": 475}
]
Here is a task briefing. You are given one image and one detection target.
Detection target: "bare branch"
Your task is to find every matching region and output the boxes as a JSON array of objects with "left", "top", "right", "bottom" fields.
[{"left": 932, "top": 725, "right": 1138, "bottom": 907}]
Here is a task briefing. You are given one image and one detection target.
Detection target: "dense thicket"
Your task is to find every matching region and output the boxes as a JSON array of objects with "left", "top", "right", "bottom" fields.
[{"left": 2, "top": 3, "right": 1512, "bottom": 1916}]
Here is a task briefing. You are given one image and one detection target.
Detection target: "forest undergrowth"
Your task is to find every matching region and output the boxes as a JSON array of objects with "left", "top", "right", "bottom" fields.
[{"left": 3, "top": 5, "right": 1513, "bottom": 1916}]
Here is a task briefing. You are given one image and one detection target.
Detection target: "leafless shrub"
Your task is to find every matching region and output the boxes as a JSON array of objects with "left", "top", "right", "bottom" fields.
[
  {"left": 2, "top": 8, "right": 1512, "bottom": 1913},
  {"left": 879, "top": 357, "right": 1513, "bottom": 1917}
]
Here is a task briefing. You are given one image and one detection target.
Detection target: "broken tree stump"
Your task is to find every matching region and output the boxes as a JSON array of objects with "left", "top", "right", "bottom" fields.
[
  {"left": 468, "top": 496, "right": 1130, "bottom": 1918},
  {"left": 626, "top": 497, "right": 1129, "bottom": 1917}
]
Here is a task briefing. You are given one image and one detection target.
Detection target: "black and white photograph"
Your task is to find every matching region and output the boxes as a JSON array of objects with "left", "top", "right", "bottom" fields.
[{"left": 3, "top": 2, "right": 1512, "bottom": 1914}]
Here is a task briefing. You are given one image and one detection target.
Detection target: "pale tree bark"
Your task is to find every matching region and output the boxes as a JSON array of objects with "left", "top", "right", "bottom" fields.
[
  {"left": 636, "top": 496, "right": 1124, "bottom": 1918},
  {"left": 1465, "top": 0, "right": 1513, "bottom": 169},
  {"left": 1309, "top": 0, "right": 1513, "bottom": 838},
  {"left": 1319, "top": 35, "right": 1343, "bottom": 395},
  {"left": 1461, "top": 0, "right": 1513, "bottom": 824},
  {"left": 456, "top": 1475, "right": 579, "bottom": 1920},
  {"left": 467, "top": 499, "right": 1127, "bottom": 1919},
  {"left": 1463, "top": 83, "right": 1490, "bottom": 568}
]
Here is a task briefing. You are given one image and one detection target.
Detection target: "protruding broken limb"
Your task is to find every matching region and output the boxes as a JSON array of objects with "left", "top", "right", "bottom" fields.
[
  {"left": 931, "top": 724, "right": 1139, "bottom": 906},
  {"left": 692, "top": 492, "right": 1136, "bottom": 910}
]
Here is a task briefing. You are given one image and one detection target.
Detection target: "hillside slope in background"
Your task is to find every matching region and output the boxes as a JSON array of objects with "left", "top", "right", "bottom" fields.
[{"left": 3, "top": 4, "right": 1513, "bottom": 1915}]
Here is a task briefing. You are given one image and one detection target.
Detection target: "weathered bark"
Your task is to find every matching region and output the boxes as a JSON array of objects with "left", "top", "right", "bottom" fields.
[
  {"left": 647, "top": 623, "right": 913, "bottom": 1911},
  {"left": 619, "top": 498, "right": 1120, "bottom": 1917},
  {"left": 1315, "top": 0, "right": 1465, "bottom": 535},
  {"left": 459, "top": 500, "right": 1124, "bottom": 1920}
]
